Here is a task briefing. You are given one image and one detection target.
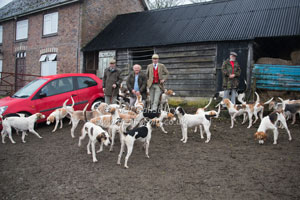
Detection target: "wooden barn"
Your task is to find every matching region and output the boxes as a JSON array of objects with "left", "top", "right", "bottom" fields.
[{"left": 83, "top": 0, "right": 300, "bottom": 98}]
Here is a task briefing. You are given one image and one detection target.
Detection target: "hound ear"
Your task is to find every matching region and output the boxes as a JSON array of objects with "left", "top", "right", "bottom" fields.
[
  {"left": 50, "top": 116, "right": 55, "bottom": 123},
  {"left": 254, "top": 132, "right": 258, "bottom": 139}
]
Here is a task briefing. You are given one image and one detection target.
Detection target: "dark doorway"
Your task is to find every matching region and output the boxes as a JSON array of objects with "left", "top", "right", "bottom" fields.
[
  {"left": 216, "top": 41, "right": 249, "bottom": 92},
  {"left": 15, "top": 52, "right": 26, "bottom": 91}
]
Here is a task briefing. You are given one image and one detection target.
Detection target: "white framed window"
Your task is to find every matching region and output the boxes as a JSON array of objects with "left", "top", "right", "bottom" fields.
[
  {"left": 0, "top": 25, "right": 3, "bottom": 44},
  {"left": 40, "top": 54, "right": 57, "bottom": 76},
  {"left": 43, "top": 12, "right": 58, "bottom": 35},
  {"left": 16, "top": 19, "right": 28, "bottom": 40},
  {"left": 0, "top": 60, "right": 3, "bottom": 79}
]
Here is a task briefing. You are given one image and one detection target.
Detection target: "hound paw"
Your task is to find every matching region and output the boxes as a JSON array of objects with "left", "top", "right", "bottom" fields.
[
  {"left": 205, "top": 140, "right": 210, "bottom": 143},
  {"left": 87, "top": 152, "right": 91, "bottom": 155},
  {"left": 22, "top": 141, "right": 26, "bottom": 143},
  {"left": 146, "top": 155, "right": 150, "bottom": 158},
  {"left": 289, "top": 137, "right": 292, "bottom": 141},
  {"left": 93, "top": 159, "right": 98, "bottom": 163},
  {"left": 124, "top": 165, "right": 129, "bottom": 169},
  {"left": 97, "top": 150, "right": 103, "bottom": 153},
  {"left": 273, "top": 142, "right": 277, "bottom": 145}
]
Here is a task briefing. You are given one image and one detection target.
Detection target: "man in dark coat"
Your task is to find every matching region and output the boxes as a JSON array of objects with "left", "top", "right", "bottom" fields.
[
  {"left": 103, "top": 59, "right": 122, "bottom": 104},
  {"left": 126, "top": 64, "right": 147, "bottom": 106},
  {"left": 222, "top": 52, "right": 241, "bottom": 104}
]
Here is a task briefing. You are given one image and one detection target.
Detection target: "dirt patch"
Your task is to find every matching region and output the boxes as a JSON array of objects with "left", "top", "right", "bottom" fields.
[{"left": 1, "top": 117, "right": 300, "bottom": 200}]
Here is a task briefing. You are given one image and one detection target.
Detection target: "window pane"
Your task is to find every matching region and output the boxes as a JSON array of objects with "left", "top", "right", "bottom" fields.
[
  {"left": 41, "top": 77, "right": 73, "bottom": 97},
  {"left": 0, "top": 26, "right": 3, "bottom": 44},
  {"left": 16, "top": 20, "right": 28, "bottom": 40},
  {"left": 41, "top": 60, "right": 57, "bottom": 76},
  {"left": 77, "top": 76, "right": 97, "bottom": 89},
  {"left": 43, "top": 12, "right": 58, "bottom": 35}
]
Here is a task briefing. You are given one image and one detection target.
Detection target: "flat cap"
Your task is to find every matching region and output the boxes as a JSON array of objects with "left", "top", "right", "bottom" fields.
[
  {"left": 152, "top": 54, "right": 159, "bottom": 59},
  {"left": 230, "top": 52, "right": 238, "bottom": 57},
  {"left": 109, "top": 59, "right": 116, "bottom": 64}
]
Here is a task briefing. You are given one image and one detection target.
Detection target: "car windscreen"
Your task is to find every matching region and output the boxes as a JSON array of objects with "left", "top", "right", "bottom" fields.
[{"left": 12, "top": 78, "right": 48, "bottom": 98}]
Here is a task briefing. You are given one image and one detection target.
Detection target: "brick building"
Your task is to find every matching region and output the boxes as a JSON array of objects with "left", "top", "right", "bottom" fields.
[{"left": 0, "top": 0, "right": 147, "bottom": 94}]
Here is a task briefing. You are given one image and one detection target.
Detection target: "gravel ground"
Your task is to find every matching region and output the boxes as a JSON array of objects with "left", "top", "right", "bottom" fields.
[{"left": 1, "top": 115, "right": 300, "bottom": 200}]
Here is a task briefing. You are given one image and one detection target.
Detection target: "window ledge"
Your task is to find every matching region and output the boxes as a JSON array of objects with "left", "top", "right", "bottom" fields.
[
  {"left": 42, "top": 33, "right": 58, "bottom": 38},
  {"left": 15, "top": 39, "right": 28, "bottom": 43}
]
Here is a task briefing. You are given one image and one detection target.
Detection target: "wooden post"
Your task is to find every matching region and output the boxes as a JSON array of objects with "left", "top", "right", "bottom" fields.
[{"left": 246, "top": 42, "right": 253, "bottom": 101}]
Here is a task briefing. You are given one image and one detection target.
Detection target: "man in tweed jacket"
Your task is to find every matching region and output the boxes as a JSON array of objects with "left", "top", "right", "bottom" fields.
[{"left": 146, "top": 54, "right": 169, "bottom": 111}]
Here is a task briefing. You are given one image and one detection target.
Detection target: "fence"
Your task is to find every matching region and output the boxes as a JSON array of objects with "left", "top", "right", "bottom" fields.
[{"left": 0, "top": 72, "right": 40, "bottom": 96}]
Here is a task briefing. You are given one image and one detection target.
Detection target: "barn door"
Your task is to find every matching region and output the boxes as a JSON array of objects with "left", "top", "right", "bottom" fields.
[
  {"left": 15, "top": 52, "right": 26, "bottom": 91},
  {"left": 98, "top": 51, "right": 116, "bottom": 78},
  {"left": 216, "top": 42, "right": 249, "bottom": 92}
]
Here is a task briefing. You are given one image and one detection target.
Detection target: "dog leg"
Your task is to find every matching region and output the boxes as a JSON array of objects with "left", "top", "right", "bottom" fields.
[
  {"left": 7, "top": 128, "right": 16, "bottom": 144},
  {"left": 78, "top": 128, "right": 87, "bottom": 147},
  {"left": 292, "top": 114, "right": 296, "bottom": 125},
  {"left": 194, "top": 126, "right": 197, "bottom": 133},
  {"left": 259, "top": 108, "right": 264, "bottom": 121},
  {"left": 200, "top": 125, "right": 204, "bottom": 139},
  {"left": 21, "top": 131, "right": 27, "bottom": 143},
  {"left": 273, "top": 128, "right": 279, "bottom": 145},
  {"left": 91, "top": 140, "right": 98, "bottom": 162},
  {"left": 71, "top": 119, "right": 80, "bottom": 138},
  {"left": 29, "top": 129, "right": 42, "bottom": 139},
  {"left": 204, "top": 124, "right": 211, "bottom": 143},
  {"left": 160, "top": 123, "right": 168, "bottom": 133},
  {"left": 230, "top": 115, "right": 235, "bottom": 128},
  {"left": 59, "top": 119, "right": 63, "bottom": 129},
  {"left": 247, "top": 112, "right": 253, "bottom": 128},
  {"left": 241, "top": 113, "right": 247, "bottom": 124},
  {"left": 183, "top": 127, "right": 188, "bottom": 143},
  {"left": 145, "top": 141, "right": 150, "bottom": 158},
  {"left": 253, "top": 111, "right": 259, "bottom": 124},
  {"left": 109, "top": 129, "right": 116, "bottom": 152},
  {"left": 280, "top": 119, "right": 292, "bottom": 141},
  {"left": 87, "top": 140, "right": 91, "bottom": 154},
  {"left": 97, "top": 142, "right": 104, "bottom": 153},
  {"left": 124, "top": 140, "right": 134, "bottom": 169},
  {"left": 117, "top": 139, "right": 125, "bottom": 165},
  {"left": 180, "top": 126, "right": 185, "bottom": 141},
  {"left": 1, "top": 131, "right": 6, "bottom": 143},
  {"left": 52, "top": 119, "right": 59, "bottom": 132}
]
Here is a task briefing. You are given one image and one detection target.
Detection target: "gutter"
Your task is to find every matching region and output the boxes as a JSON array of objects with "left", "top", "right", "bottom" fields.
[{"left": 0, "top": 0, "right": 80, "bottom": 23}]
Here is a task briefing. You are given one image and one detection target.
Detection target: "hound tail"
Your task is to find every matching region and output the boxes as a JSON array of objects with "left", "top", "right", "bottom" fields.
[
  {"left": 278, "top": 97, "right": 286, "bottom": 111},
  {"left": 83, "top": 103, "right": 89, "bottom": 122},
  {"left": 70, "top": 96, "right": 75, "bottom": 107},
  {"left": 263, "top": 97, "right": 274, "bottom": 105},
  {"left": 203, "top": 98, "right": 212, "bottom": 109},
  {"left": 254, "top": 92, "right": 260, "bottom": 104},
  {"left": 91, "top": 101, "right": 101, "bottom": 111}
]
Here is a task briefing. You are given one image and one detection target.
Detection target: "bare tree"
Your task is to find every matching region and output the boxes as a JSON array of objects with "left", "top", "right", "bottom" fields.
[
  {"left": 189, "top": 0, "right": 219, "bottom": 3},
  {"left": 145, "top": 0, "right": 182, "bottom": 9}
]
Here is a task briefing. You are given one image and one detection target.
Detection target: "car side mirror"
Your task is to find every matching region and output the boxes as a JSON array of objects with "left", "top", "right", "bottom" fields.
[{"left": 39, "top": 92, "right": 47, "bottom": 98}]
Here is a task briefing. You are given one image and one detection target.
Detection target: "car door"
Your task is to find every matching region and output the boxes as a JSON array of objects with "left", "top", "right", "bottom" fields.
[
  {"left": 74, "top": 76, "right": 99, "bottom": 110},
  {"left": 32, "top": 77, "right": 78, "bottom": 118}
]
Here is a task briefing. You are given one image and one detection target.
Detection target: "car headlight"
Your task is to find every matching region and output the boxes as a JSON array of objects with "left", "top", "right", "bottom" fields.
[{"left": 0, "top": 106, "right": 8, "bottom": 115}]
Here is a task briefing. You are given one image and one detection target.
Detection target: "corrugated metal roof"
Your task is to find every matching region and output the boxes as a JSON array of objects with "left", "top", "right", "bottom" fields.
[
  {"left": 0, "top": 0, "right": 79, "bottom": 22},
  {"left": 253, "top": 64, "right": 300, "bottom": 91},
  {"left": 83, "top": 0, "right": 300, "bottom": 51}
]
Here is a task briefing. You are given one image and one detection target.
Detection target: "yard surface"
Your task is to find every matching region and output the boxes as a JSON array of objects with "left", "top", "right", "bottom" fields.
[{"left": 1, "top": 114, "right": 300, "bottom": 200}]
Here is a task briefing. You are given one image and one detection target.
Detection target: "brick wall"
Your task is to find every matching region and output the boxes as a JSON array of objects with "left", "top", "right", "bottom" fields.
[
  {"left": 80, "top": 0, "right": 145, "bottom": 48},
  {"left": 0, "top": 0, "right": 145, "bottom": 93}
]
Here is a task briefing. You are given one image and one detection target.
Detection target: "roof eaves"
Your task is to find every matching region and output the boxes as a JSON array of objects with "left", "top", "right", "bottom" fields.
[{"left": 0, "top": 0, "right": 80, "bottom": 23}]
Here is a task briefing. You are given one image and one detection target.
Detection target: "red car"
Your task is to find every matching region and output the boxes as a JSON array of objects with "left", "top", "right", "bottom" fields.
[{"left": 0, "top": 73, "right": 104, "bottom": 124}]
